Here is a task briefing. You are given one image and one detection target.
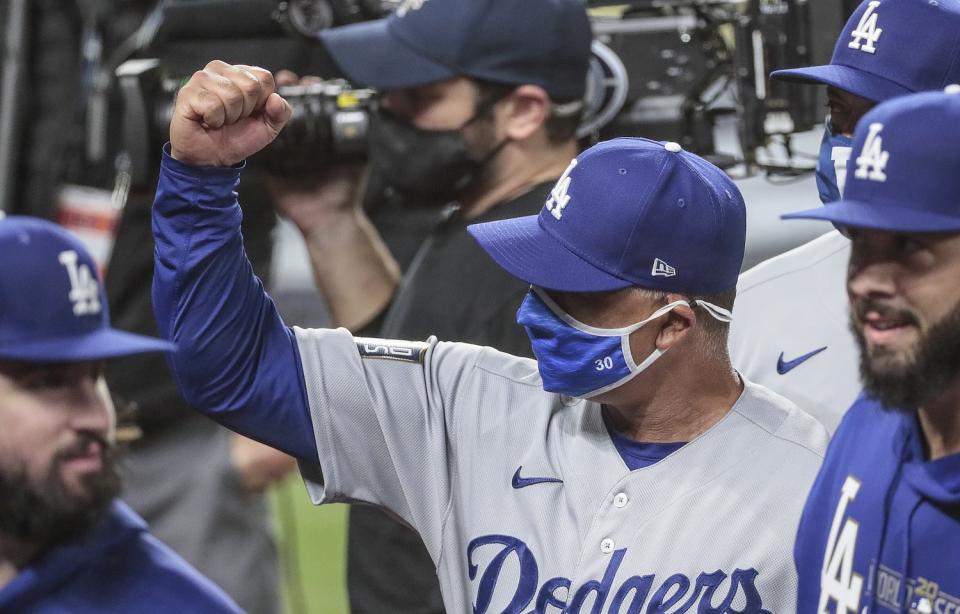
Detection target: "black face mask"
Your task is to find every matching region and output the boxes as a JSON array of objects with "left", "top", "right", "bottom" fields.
[{"left": 368, "top": 107, "right": 506, "bottom": 204}]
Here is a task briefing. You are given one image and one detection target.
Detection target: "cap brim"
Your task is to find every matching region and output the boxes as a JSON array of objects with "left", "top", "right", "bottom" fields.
[
  {"left": 0, "top": 328, "right": 176, "bottom": 363},
  {"left": 468, "top": 215, "right": 633, "bottom": 292},
  {"left": 319, "top": 20, "right": 456, "bottom": 90},
  {"left": 771, "top": 64, "right": 913, "bottom": 103},
  {"left": 783, "top": 200, "right": 960, "bottom": 233}
]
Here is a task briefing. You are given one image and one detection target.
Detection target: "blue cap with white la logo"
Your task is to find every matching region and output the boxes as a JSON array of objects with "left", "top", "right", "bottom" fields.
[
  {"left": 468, "top": 138, "right": 746, "bottom": 294},
  {"left": 772, "top": 0, "right": 960, "bottom": 102},
  {"left": 0, "top": 216, "right": 175, "bottom": 362},
  {"left": 784, "top": 89, "right": 960, "bottom": 231},
  {"left": 319, "top": 0, "right": 592, "bottom": 101}
]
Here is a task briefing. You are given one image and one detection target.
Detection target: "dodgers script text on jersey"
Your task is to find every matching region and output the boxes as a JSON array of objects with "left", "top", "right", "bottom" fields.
[
  {"left": 467, "top": 536, "right": 771, "bottom": 613},
  {"left": 795, "top": 397, "right": 960, "bottom": 614},
  {"left": 152, "top": 149, "right": 829, "bottom": 613}
]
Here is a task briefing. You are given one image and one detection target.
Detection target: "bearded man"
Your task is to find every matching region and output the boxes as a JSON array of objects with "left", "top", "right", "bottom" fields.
[
  {"left": 0, "top": 216, "right": 240, "bottom": 613},
  {"left": 785, "top": 90, "right": 960, "bottom": 613}
]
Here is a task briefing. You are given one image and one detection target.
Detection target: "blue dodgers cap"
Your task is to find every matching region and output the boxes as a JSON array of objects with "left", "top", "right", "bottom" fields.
[
  {"left": 784, "top": 90, "right": 960, "bottom": 231},
  {"left": 0, "top": 216, "right": 175, "bottom": 362},
  {"left": 319, "top": 0, "right": 592, "bottom": 101},
  {"left": 771, "top": 0, "right": 960, "bottom": 102},
  {"left": 469, "top": 138, "right": 746, "bottom": 294}
]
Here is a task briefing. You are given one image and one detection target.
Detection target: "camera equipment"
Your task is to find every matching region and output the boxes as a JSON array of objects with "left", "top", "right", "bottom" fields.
[
  {"left": 254, "top": 81, "right": 375, "bottom": 174},
  {"left": 114, "top": 0, "right": 834, "bottom": 186},
  {"left": 583, "top": 0, "right": 820, "bottom": 171},
  {"left": 589, "top": 6, "right": 727, "bottom": 157},
  {"left": 117, "top": 58, "right": 375, "bottom": 180},
  {"left": 114, "top": 0, "right": 390, "bottom": 184},
  {"left": 733, "top": 0, "right": 818, "bottom": 162}
]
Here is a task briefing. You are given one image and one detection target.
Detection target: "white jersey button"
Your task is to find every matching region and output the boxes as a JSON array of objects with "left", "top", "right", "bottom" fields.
[
  {"left": 600, "top": 538, "right": 615, "bottom": 554},
  {"left": 664, "top": 141, "right": 682, "bottom": 153},
  {"left": 613, "top": 492, "right": 629, "bottom": 508}
]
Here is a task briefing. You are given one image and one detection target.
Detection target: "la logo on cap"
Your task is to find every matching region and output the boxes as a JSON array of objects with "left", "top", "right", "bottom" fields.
[
  {"left": 544, "top": 159, "right": 578, "bottom": 221},
  {"left": 855, "top": 123, "right": 890, "bottom": 182},
  {"left": 59, "top": 250, "right": 101, "bottom": 316},
  {"left": 849, "top": 0, "right": 883, "bottom": 54}
]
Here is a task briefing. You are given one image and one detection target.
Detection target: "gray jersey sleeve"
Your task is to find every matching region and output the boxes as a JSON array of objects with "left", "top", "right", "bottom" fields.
[{"left": 293, "top": 327, "right": 478, "bottom": 558}]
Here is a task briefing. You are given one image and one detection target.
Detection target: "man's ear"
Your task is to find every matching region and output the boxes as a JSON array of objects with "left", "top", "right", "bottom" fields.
[
  {"left": 655, "top": 296, "right": 695, "bottom": 351},
  {"left": 499, "top": 85, "right": 551, "bottom": 141}
]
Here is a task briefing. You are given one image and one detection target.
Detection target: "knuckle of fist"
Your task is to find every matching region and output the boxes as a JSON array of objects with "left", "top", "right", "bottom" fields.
[
  {"left": 240, "top": 79, "right": 261, "bottom": 99},
  {"left": 174, "top": 84, "right": 190, "bottom": 101},
  {"left": 189, "top": 70, "right": 208, "bottom": 86},
  {"left": 196, "top": 91, "right": 222, "bottom": 115},
  {"left": 248, "top": 68, "right": 274, "bottom": 88},
  {"left": 223, "top": 88, "right": 243, "bottom": 106}
]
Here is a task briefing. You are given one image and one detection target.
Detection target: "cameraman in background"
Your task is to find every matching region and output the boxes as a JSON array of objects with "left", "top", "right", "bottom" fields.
[{"left": 269, "top": 0, "right": 592, "bottom": 610}]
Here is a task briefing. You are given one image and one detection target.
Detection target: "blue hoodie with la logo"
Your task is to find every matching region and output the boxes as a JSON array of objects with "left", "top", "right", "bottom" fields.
[{"left": 795, "top": 394, "right": 960, "bottom": 613}]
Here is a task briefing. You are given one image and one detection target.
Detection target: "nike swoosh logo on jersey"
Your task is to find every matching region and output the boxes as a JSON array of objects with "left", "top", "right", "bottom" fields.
[
  {"left": 776, "top": 346, "right": 828, "bottom": 375},
  {"left": 511, "top": 466, "right": 563, "bottom": 489}
]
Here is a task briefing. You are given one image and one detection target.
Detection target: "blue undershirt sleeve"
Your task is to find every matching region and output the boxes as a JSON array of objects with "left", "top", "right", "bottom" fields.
[{"left": 151, "top": 144, "right": 318, "bottom": 462}]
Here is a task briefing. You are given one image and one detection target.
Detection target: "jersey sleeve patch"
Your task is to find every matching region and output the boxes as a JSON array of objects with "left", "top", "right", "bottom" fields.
[{"left": 354, "top": 337, "right": 428, "bottom": 363}]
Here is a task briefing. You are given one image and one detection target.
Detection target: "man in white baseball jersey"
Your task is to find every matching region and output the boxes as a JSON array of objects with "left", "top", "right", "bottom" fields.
[
  {"left": 729, "top": 0, "right": 960, "bottom": 433},
  {"left": 151, "top": 62, "right": 827, "bottom": 612}
]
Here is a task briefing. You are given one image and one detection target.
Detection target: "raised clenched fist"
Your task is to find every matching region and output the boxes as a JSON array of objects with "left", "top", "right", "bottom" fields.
[{"left": 169, "top": 61, "right": 293, "bottom": 167}]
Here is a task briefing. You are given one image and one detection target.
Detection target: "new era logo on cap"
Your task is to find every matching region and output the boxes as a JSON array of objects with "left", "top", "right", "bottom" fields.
[
  {"left": 652, "top": 258, "right": 676, "bottom": 278},
  {"left": 848, "top": 0, "right": 883, "bottom": 54},
  {"left": 854, "top": 123, "right": 890, "bottom": 182}
]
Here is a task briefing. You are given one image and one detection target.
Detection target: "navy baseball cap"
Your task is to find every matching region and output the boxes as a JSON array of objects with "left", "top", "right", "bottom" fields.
[
  {"left": 771, "top": 0, "right": 960, "bottom": 102},
  {"left": 468, "top": 138, "right": 746, "bottom": 294},
  {"left": 784, "top": 90, "right": 960, "bottom": 231},
  {"left": 0, "top": 216, "right": 175, "bottom": 362},
  {"left": 319, "top": 0, "right": 592, "bottom": 101}
]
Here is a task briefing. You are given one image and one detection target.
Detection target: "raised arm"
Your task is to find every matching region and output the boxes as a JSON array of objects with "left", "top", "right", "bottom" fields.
[
  {"left": 152, "top": 64, "right": 474, "bottom": 543},
  {"left": 151, "top": 61, "right": 317, "bottom": 462}
]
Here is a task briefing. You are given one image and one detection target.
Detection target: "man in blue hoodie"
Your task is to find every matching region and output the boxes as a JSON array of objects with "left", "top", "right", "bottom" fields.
[
  {"left": 784, "top": 90, "right": 960, "bottom": 612},
  {"left": 0, "top": 216, "right": 240, "bottom": 613}
]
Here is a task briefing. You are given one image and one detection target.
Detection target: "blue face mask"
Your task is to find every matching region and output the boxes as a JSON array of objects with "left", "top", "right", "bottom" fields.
[
  {"left": 816, "top": 117, "right": 854, "bottom": 205},
  {"left": 516, "top": 287, "right": 733, "bottom": 399}
]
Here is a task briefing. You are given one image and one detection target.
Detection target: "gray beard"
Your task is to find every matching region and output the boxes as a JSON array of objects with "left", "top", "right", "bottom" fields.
[
  {"left": 0, "top": 441, "right": 120, "bottom": 556},
  {"left": 853, "top": 299, "right": 960, "bottom": 412}
]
